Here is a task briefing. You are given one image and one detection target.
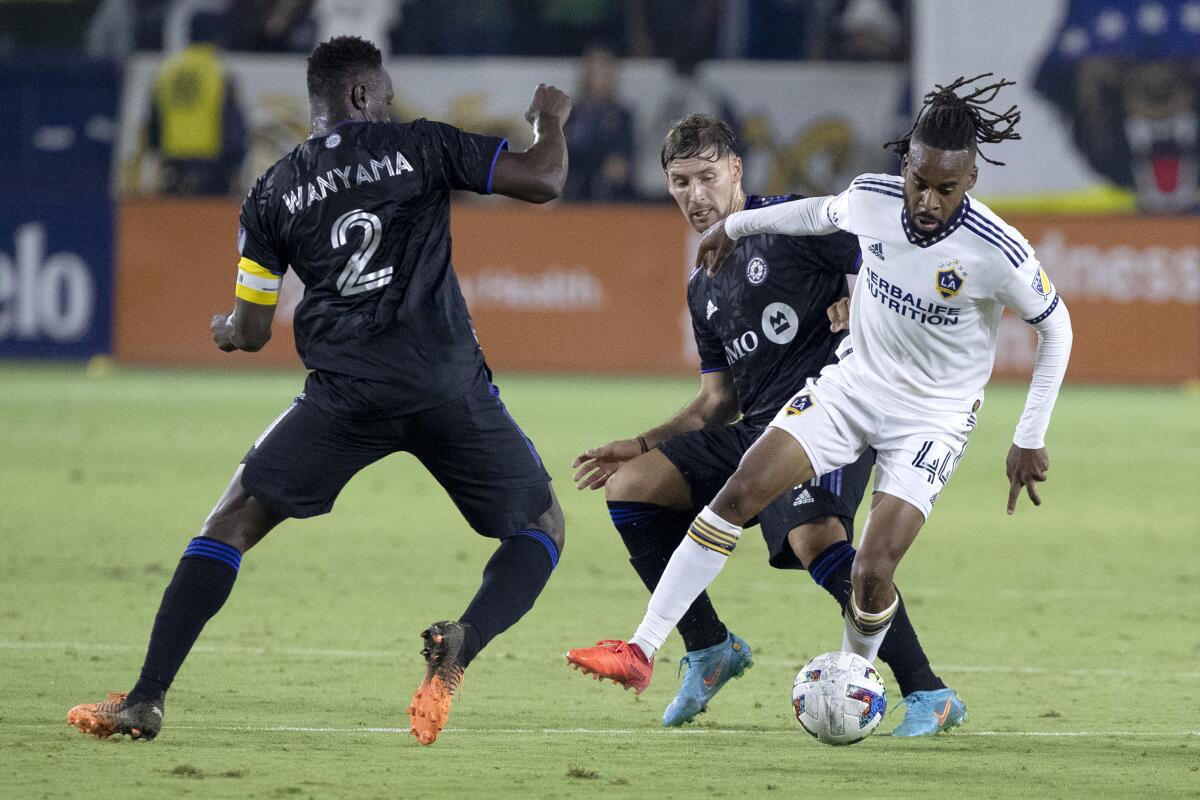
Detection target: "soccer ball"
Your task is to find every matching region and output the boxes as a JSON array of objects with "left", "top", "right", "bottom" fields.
[{"left": 791, "top": 651, "right": 887, "bottom": 746}]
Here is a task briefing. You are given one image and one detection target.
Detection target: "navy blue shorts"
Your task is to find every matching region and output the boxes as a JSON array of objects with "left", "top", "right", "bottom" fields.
[
  {"left": 657, "top": 421, "right": 874, "bottom": 569},
  {"left": 241, "top": 376, "right": 552, "bottom": 537}
]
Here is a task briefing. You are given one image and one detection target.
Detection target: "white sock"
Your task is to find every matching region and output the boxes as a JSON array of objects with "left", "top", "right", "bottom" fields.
[
  {"left": 841, "top": 590, "right": 899, "bottom": 663},
  {"left": 630, "top": 506, "right": 742, "bottom": 659}
]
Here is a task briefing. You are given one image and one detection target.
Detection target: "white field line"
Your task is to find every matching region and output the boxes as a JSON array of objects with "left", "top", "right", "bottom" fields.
[
  {"left": 14, "top": 723, "right": 1200, "bottom": 738},
  {"left": 6, "top": 640, "right": 1200, "bottom": 681}
]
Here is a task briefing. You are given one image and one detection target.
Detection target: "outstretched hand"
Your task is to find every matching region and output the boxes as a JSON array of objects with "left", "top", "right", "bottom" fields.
[
  {"left": 696, "top": 221, "right": 736, "bottom": 276},
  {"left": 827, "top": 297, "right": 850, "bottom": 332},
  {"left": 571, "top": 439, "right": 644, "bottom": 490},
  {"left": 1006, "top": 444, "right": 1049, "bottom": 514}
]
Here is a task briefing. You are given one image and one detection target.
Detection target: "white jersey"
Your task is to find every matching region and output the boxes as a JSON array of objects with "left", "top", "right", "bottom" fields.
[{"left": 821, "top": 173, "right": 1060, "bottom": 413}]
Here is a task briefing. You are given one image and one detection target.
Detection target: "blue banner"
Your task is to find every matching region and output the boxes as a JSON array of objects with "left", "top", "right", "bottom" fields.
[
  {"left": 0, "top": 200, "right": 112, "bottom": 359},
  {"left": 0, "top": 58, "right": 118, "bottom": 359}
]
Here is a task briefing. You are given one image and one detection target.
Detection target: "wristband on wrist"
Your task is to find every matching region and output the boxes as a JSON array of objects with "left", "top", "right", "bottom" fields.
[{"left": 636, "top": 435, "right": 649, "bottom": 454}]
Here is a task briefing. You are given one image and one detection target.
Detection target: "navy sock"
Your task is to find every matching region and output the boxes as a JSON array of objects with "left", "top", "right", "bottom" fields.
[
  {"left": 459, "top": 529, "right": 558, "bottom": 666},
  {"left": 608, "top": 501, "right": 728, "bottom": 652},
  {"left": 128, "top": 537, "right": 241, "bottom": 703},
  {"left": 807, "top": 540, "right": 945, "bottom": 697}
]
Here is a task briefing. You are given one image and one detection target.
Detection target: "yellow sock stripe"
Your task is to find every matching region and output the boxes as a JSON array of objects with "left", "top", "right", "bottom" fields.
[
  {"left": 691, "top": 518, "right": 739, "bottom": 546},
  {"left": 687, "top": 528, "right": 733, "bottom": 556}
]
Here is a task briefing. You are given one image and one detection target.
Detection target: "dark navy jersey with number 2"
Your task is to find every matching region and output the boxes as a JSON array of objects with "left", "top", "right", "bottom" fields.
[
  {"left": 689, "top": 194, "right": 861, "bottom": 427},
  {"left": 237, "top": 119, "right": 507, "bottom": 417}
]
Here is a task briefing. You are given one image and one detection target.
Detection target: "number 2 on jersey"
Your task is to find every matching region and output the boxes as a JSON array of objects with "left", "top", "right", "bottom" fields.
[{"left": 331, "top": 209, "right": 393, "bottom": 296}]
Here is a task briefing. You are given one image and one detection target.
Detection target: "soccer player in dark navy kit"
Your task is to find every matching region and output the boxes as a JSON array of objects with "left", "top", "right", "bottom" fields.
[
  {"left": 68, "top": 36, "right": 571, "bottom": 747},
  {"left": 569, "top": 115, "right": 965, "bottom": 735}
]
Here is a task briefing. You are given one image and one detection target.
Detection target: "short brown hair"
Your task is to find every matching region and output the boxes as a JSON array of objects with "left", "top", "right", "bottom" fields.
[{"left": 661, "top": 114, "right": 738, "bottom": 170}]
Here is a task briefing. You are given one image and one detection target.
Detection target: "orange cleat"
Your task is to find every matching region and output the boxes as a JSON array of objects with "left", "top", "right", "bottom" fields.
[
  {"left": 67, "top": 692, "right": 163, "bottom": 740},
  {"left": 408, "top": 621, "right": 467, "bottom": 746},
  {"left": 566, "top": 640, "right": 654, "bottom": 694}
]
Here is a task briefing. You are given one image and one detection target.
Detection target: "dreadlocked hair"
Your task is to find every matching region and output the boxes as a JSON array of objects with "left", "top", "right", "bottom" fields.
[
  {"left": 885, "top": 73, "right": 1021, "bottom": 166},
  {"left": 307, "top": 36, "right": 382, "bottom": 100}
]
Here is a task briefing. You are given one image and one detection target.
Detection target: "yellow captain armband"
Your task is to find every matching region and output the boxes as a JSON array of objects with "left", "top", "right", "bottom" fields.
[{"left": 235, "top": 257, "right": 283, "bottom": 305}]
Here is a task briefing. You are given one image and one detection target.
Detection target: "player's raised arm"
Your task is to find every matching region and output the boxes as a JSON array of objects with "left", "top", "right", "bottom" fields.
[
  {"left": 696, "top": 194, "right": 841, "bottom": 275},
  {"left": 489, "top": 84, "right": 572, "bottom": 204}
]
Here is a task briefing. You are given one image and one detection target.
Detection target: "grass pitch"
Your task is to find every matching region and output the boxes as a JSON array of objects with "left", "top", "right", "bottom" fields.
[{"left": 1, "top": 363, "right": 1197, "bottom": 799}]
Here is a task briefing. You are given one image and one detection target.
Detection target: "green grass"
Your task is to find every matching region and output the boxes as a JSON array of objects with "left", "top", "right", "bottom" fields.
[{"left": 1, "top": 363, "right": 1198, "bottom": 799}]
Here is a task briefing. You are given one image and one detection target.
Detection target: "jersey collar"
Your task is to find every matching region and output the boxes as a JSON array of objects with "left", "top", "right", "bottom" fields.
[{"left": 901, "top": 195, "right": 970, "bottom": 248}]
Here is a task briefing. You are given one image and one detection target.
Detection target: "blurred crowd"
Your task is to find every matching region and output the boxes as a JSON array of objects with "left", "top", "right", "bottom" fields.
[{"left": 1, "top": 0, "right": 910, "bottom": 62}]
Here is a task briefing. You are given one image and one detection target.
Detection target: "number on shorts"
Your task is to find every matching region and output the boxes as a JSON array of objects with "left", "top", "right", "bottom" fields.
[{"left": 331, "top": 209, "right": 393, "bottom": 296}]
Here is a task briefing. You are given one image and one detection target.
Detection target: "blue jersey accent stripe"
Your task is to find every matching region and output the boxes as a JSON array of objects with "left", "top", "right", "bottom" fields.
[
  {"left": 700, "top": 366, "right": 730, "bottom": 374},
  {"left": 485, "top": 138, "right": 509, "bottom": 195},
  {"left": 966, "top": 210, "right": 1027, "bottom": 260},
  {"left": 1024, "top": 295, "right": 1060, "bottom": 324},
  {"left": 962, "top": 219, "right": 1024, "bottom": 267},
  {"left": 851, "top": 186, "right": 904, "bottom": 199},
  {"left": 513, "top": 529, "right": 559, "bottom": 569},
  {"left": 964, "top": 213, "right": 1026, "bottom": 265},
  {"left": 182, "top": 537, "right": 242, "bottom": 572}
]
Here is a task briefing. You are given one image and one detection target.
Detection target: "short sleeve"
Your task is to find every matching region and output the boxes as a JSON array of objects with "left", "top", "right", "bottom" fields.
[
  {"left": 994, "top": 254, "right": 1061, "bottom": 324},
  {"left": 420, "top": 119, "right": 508, "bottom": 195},
  {"left": 237, "top": 182, "right": 285, "bottom": 276},
  {"left": 689, "top": 281, "right": 727, "bottom": 373}
]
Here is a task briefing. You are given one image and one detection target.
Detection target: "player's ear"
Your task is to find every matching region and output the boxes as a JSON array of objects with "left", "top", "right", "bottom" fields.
[
  {"left": 900, "top": 154, "right": 909, "bottom": 177},
  {"left": 350, "top": 83, "right": 368, "bottom": 112},
  {"left": 966, "top": 165, "right": 978, "bottom": 192},
  {"left": 730, "top": 155, "right": 743, "bottom": 183}
]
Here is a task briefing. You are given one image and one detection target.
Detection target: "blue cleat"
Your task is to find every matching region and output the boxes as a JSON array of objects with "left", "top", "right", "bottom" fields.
[
  {"left": 662, "top": 632, "right": 753, "bottom": 726},
  {"left": 889, "top": 688, "right": 968, "bottom": 736}
]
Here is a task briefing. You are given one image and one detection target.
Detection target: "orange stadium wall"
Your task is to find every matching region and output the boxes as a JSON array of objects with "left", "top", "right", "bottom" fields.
[{"left": 114, "top": 200, "right": 1199, "bottom": 383}]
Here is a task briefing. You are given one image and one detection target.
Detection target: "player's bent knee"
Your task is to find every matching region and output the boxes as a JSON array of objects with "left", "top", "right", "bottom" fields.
[
  {"left": 200, "top": 484, "right": 282, "bottom": 554},
  {"left": 788, "top": 516, "right": 848, "bottom": 567},
  {"left": 850, "top": 554, "right": 897, "bottom": 598},
  {"left": 530, "top": 492, "right": 565, "bottom": 553}
]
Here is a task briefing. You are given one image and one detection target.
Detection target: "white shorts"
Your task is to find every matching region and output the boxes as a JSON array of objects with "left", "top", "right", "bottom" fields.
[{"left": 769, "top": 364, "right": 976, "bottom": 519}]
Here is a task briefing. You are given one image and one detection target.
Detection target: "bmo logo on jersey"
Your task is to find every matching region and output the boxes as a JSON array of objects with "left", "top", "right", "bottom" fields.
[{"left": 761, "top": 302, "right": 799, "bottom": 344}]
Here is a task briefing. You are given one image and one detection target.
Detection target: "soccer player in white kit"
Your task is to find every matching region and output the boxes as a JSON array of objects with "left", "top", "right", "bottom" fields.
[{"left": 567, "top": 75, "right": 1073, "bottom": 692}]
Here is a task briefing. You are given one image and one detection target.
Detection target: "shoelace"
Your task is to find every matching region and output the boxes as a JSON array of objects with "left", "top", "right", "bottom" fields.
[{"left": 675, "top": 654, "right": 694, "bottom": 681}]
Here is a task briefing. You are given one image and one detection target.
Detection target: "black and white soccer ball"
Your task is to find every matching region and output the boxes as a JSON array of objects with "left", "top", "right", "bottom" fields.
[{"left": 792, "top": 651, "right": 887, "bottom": 745}]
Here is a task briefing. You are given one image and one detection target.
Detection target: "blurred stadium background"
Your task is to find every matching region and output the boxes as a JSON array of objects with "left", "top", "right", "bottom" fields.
[
  {"left": 1, "top": 2, "right": 1198, "bottom": 798},
  {"left": 0, "top": 0, "right": 1195, "bottom": 376}
]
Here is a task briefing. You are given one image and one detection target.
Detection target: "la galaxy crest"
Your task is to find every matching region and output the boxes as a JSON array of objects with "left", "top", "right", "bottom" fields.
[
  {"left": 935, "top": 259, "right": 965, "bottom": 300},
  {"left": 746, "top": 257, "right": 768, "bottom": 285},
  {"left": 785, "top": 393, "right": 814, "bottom": 416}
]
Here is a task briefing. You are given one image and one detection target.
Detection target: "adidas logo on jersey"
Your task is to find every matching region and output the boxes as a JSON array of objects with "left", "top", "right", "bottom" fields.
[
  {"left": 868, "top": 242, "right": 885, "bottom": 260},
  {"left": 793, "top": 489, "right": 815, "bottom": 506},
  {"left": 706, "top": 300, "right": 719, "bottom": 320}
]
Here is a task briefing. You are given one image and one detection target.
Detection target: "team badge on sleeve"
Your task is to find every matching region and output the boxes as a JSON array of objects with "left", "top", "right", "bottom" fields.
[
  {"left": 935, "top": 259, "right": 965, "bottom": 299},
  {"left": 785, "top": 393, "right": 815, "bottom": 416},
  {"left": 1031, "top": 265, "right": 1054, "bottom": 297}
]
